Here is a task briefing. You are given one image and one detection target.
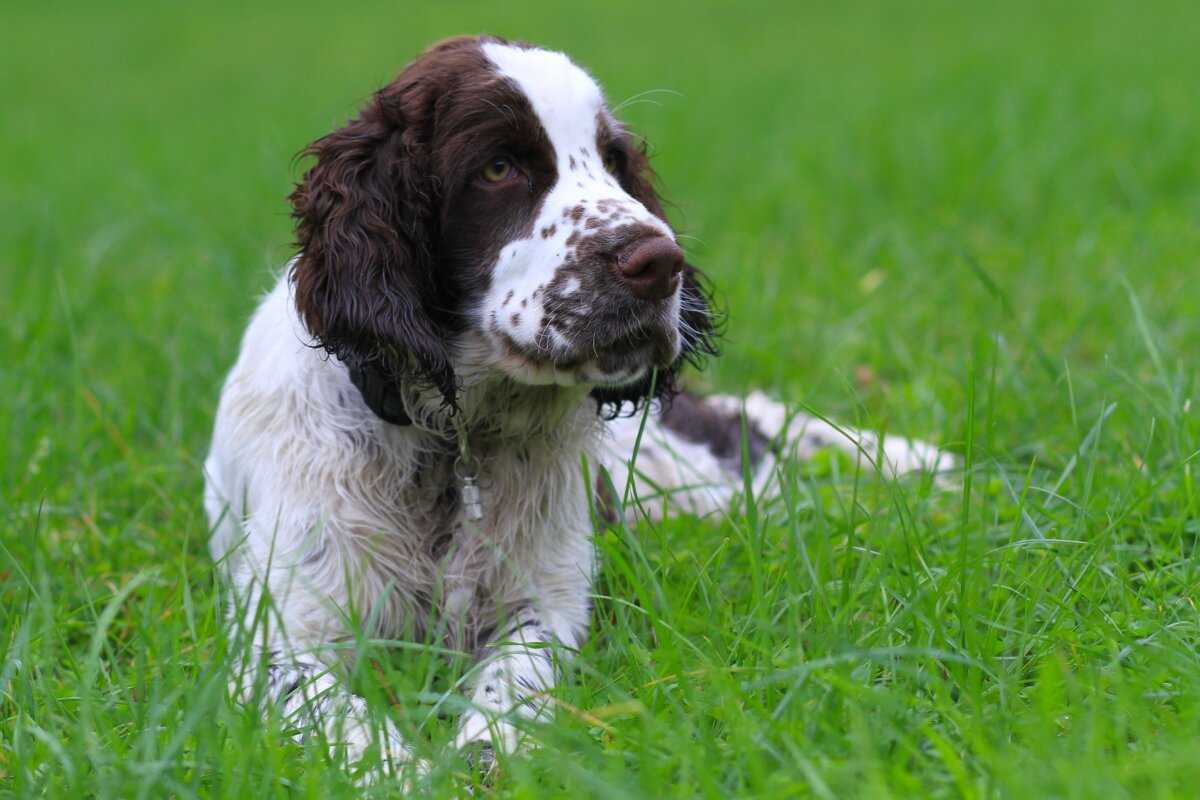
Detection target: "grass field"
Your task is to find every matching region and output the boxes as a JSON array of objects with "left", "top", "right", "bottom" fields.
[{"left": 3, "top": 0, "right": 1200, "bottom": 796}]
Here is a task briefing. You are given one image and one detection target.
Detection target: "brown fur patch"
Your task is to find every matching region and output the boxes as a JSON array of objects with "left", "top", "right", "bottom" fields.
[{"left": 659, "top": 391, "right": 774, "bottom": 472}]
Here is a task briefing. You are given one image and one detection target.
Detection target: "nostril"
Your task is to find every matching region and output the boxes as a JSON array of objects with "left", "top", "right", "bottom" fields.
[
  {"left": 617, "top": 236, "right": 683, "bottom": 277},
  {"left": 616, "top": 236, "right": 685, "bottom": 301}
]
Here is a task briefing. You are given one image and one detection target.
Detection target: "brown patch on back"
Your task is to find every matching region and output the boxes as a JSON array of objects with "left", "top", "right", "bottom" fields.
[{"left": 659, "top": 391, "right": 775, "bottom": 472}]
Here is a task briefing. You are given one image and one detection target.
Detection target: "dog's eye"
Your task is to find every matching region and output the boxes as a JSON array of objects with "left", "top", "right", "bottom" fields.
[
  {"left": 602, "top": 151, "right": 620, "bottom": 175},
  {"left": 480, "top": 158, "right": 516, "bottom": 183}
]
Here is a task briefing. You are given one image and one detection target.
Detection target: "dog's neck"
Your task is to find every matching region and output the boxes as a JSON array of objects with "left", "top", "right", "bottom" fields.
[
  {"left": 349, "top": 330, "right": 601, "bottom": 446},
  {"left": 418, "top": 377, "right": 595, "bottom": 446},
  {"left": 347, "top": 357, "right": 414, "bottom": 426},
  {"left": 354, "top": 357, "right": 597, "bottom": 451}
]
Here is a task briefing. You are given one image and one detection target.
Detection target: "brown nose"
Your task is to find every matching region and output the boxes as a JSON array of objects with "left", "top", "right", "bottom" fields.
[{"left": 615, "top": 236, "right": 685, "bottom": 301}]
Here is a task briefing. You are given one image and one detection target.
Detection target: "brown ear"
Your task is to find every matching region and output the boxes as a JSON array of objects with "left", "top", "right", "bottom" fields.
[
  {"left": 289, "top": 90, "right": 456, "bottom": 407},
  {"left": 592, "top": 144, "right": 721, "bottom": 416}
]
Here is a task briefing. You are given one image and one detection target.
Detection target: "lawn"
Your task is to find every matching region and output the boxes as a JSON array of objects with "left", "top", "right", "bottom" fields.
[{"left": 3, "top": 0, "right": 1200, "bottom": 797}]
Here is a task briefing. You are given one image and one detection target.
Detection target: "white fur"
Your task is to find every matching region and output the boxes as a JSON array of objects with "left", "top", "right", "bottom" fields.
[{"left": 206, "top": 275, "right": 598, "bottom": 781}]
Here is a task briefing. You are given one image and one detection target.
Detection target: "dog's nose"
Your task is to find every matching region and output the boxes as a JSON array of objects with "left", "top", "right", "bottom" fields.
[{"left": 615, "top": 236, "right": 684, "bottom": 301}]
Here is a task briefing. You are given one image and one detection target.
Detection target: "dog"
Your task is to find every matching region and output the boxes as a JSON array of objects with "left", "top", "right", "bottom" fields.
[{"left": 203, "top": 35, "right": 954, "bottom": 785}]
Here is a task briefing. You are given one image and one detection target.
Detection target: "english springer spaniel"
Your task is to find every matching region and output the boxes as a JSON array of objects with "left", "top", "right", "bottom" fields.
[{"left": 204, "top": 35, "right": 953, "bottom": 785}]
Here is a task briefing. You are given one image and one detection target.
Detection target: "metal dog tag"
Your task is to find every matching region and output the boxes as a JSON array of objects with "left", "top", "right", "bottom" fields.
[{"left": 461, "top": 476, "right": 483, "bottom": 522}]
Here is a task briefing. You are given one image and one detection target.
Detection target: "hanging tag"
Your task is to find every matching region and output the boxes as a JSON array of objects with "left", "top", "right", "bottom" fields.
[
  {"left": 461, "top": 475, "right": 483, "bottom": 522},
  {"left": 452, "top": 414, "right": 483, "bottom": 522}
]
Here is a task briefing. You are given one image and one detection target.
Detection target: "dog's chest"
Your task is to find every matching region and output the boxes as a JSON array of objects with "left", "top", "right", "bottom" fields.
[
  {"left": 405, "top": 449, "right": 463, "bottom": 561},
  {"left": 364, "top": 440, "right": 583, "bottom": 646},
  {"left": 400, "top": 444, "right": 528, "bottom": 561}
]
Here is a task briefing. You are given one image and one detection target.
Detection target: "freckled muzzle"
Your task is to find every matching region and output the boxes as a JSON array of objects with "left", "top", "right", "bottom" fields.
[{"left": 529, "top": 226, "right": 686, "bottom": 383}]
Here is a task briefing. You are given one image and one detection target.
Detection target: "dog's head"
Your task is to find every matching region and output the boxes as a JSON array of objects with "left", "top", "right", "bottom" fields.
[{"left": 290, "top": 36, "right": 718, "bottom": 415}]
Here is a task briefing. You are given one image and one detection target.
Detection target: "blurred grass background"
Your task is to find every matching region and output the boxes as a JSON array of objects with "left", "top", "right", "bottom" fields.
[{"left": 3, "top": 0, "right": 1200, "bottom": 797}]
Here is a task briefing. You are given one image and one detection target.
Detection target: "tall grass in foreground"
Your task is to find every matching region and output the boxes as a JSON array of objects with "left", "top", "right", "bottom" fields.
[{"left": 4, "top": 335, "right": 1199, "bottom": 797}]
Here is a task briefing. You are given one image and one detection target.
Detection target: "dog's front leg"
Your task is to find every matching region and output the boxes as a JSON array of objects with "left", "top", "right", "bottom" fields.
[
  {"left": 237, "top": 649, "right": 421, "bottom": 785},
  {"left": 453, "top": 607, "right": 576, "bottom": 771}
]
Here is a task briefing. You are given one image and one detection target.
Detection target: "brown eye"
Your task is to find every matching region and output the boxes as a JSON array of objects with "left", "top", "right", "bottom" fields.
[
  {"left": 480, "top": 158, "right": 515, "bottom": 183},
  {"left": 603, "top": 151, "right": 620, "bottom": 174}
]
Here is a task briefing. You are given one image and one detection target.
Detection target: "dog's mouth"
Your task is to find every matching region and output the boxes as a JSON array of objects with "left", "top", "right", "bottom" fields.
[{"left": 493, "top": 311, "right": 681, "bottom": 386}]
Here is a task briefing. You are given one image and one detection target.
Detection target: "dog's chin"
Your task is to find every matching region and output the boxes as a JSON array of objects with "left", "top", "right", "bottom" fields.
[{"left": 489, "top": 328, "right": 680, "bottom": 389}]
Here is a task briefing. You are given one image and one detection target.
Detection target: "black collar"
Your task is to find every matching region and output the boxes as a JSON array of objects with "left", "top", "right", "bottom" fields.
[{"left": 347, "top": 358, "right": 413, "bottom": 426}]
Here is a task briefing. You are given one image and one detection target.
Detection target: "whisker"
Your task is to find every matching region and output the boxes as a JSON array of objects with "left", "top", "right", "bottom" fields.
[{"left": 612, "top": 88, "right": 684, "bottom": 114}]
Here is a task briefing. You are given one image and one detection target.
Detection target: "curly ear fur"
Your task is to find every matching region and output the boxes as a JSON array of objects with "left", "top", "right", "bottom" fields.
[
  {"left": 289, "top": 83, "right": 456, "bottom": 407},
  {"left": 591, "top": 144, "right": 722, "bottom": 417}
]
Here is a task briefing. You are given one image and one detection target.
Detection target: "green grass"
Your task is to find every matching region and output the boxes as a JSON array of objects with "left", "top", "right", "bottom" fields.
[{"left": 3, "top": 0, "right": 1200, "bottom": 796}]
